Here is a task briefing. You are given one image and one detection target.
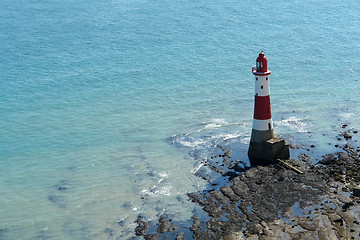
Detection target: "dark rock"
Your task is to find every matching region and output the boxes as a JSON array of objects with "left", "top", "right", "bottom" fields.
[
  {"left": 230, "top": 164, "right": 246, "bottom": 173},
  {"left": 144, "top": 234, "right": 159, "bottom": 240},
  {"left": 204, "top": 203, "right": 223, "bottom": 218},
  {"left": 247, "top": 222, "right": 262, "bottom": 234},
  {"left": 188, "top": 192, "right": 205, "bottom": 205},
  {"left": 342, "top": 202, "right": 354, "bottom": 211},
  {"left": 343, "top": 132, "right": 352, "bottom": 140},
  {"left": 220, "top": 185, "right": 240, "bottom": 202},
  {"left": 224, "top": 171, "right": 239, "bottom": 181},
  {"left": 318, "top": 155, "right": 337, "bottom": 165},
  {"left": 230, "top": 180, "right": 249, "bottom": 197},
  {"left": 175, "top": 232, "right": 185, "bottom": 240},
  {"left": 134, "top": 216, "right": 149, "bottom": 236},
  {"left": 157, "top": 216, "right": 176, "bottom": 233},
  {"left": 353, "top": 187, "right": 360, "bottom": 197},
  {"left": 190, "top": 216, "right": 201, "bottom": 232},
  {"left": 209, "top": 190, "right": 229, "bottom": 204}
]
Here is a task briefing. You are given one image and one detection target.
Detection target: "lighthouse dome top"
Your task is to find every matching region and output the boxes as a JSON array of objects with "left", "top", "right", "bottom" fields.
[{"left": 253, "top": 51, "right": 271, "bottom": 76}]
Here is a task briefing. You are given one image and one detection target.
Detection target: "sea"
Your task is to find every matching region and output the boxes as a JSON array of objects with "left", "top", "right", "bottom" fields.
[{"left": 0, "top": 0, "right": 359, "bottom": 239}]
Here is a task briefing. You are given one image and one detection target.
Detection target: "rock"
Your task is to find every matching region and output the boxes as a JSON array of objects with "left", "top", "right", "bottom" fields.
[
  {"left": 341, "top": 202, "right": 354, "bottom": 211},
  {"left": 144, "top": 234, "right": 159, "bottom": 240},
  {"left": 343, "top": 132, "right": 352, "bottom": 140},
  {"left": 188, "top": 192, "right": 205, "bottom": 205},
  {"left": 175, "top": 232, "right": 185, "bottom": 240},
  {"left": 220, "top": 186, "right": 240, "bottom": 202},
  {"left": 352, "top": 187, "right": 360, "bottom": 197},
  {"left": 222, "top": 231, "right": 245, "bottom": 240},
  {"left": 135, "top": 216, "right": 149, "bottom": 236},
  {"left": 157, "top": 216, "right": 176, "bottom": 233},
  {"left": 209, "top": 190, "right": 230, "bottom": 204},
  {"left": 246, "top": 235, "right": 259, "bottom": 240},
  {"left": 245, "top": 169, "right": 256, "bottom": 178},
  {"left": 230, "top": 180, "right": 249, "bottom": 197},
  {"left": 247, "top": 223, "right": 263, "bottom": 234},
  {"left": 338, "top": 195, "right": 353, "bottom": 204},
  {"left": 190, "top": 216, "right": 201, "bottom": 231}
]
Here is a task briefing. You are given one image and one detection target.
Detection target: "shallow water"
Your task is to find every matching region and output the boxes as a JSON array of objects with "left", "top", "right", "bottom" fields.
[{"left": 1, "top": 0, "right": 359, "bottom": 239}]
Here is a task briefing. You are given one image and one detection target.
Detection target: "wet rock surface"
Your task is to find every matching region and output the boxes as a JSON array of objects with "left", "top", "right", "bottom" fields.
[
  {"left": 135, "top": 216, "right": 150, "bottom": 237},
  {"left": 134, "top": 127, "right": 360, "bottom": 239}
]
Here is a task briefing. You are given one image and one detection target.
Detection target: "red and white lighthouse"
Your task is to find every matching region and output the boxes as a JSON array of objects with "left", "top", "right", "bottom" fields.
[
  {"left": 248, "top": 52, "right": 290, "bottom": 164},
  {"left": 252, "top": 52, "right": 274, "bottom": 135}
]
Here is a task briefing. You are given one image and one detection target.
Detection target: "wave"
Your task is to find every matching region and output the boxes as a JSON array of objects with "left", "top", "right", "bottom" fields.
[
  {"left": 140, "top": 186, "right": 172, "bottom": 197},
  {"left": 175, "top": 136, "right": 209, "bottom": 149},
  {"left": 139, "top": 171, "right": 172, "bottom": 197},
  {"left": 169, "top": 118, "right": 251, "bottom": 177},
  {"left": 240, "top": 137, "right": 250, "bottom": 144},
  {"left": 276, "top": 117, "right": 310, "bottom": 133}
]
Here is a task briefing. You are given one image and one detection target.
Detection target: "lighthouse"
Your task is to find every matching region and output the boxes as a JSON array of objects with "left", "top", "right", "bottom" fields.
[{"left": 248, "top": 52, "right": 290, "bottom": 164}]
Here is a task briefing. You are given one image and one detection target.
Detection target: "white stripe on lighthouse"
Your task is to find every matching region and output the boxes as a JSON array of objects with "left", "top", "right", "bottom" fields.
[
  {"left": 254, "top": 75, "right": 270, "bottom": 96},
  {"left": 252, "top": 119, "right": 273, "bottom": 131}
]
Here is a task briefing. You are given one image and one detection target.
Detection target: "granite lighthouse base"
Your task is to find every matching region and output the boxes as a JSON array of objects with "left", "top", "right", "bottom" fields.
[{"left": 248, "top": 129, "right": 290, "bottom": 165}]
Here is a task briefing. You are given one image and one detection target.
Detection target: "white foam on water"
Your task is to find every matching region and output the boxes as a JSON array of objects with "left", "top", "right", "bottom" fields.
[
  {"left": 240, "top": 137, "right": 250, "bottom": 144},
  {"left": 191, "top": 162, "right": 205, "bottom": 174},
  {"left": 211, "top": 118, "right": 228, "bottom": 125},
  {"left": 158, "top": 171, "right": 169, "bottom": 179},
  {"left": 139, "top": 171, "right": 172, "bottom": 197},
  {"left": 140, "top": 186, "right": 172, "bottom": 197},
  {"left": 177, "top": 138, "right": 208, "bottom": 148},
  {"left": 204, "top": 123, "right": 222, "bottom": 129},
  {"left": 200, "top": 118, "right": 227, "bottom": 130},
  {"left": 276, "top": 117, "right": 310, "bottom": 133}
]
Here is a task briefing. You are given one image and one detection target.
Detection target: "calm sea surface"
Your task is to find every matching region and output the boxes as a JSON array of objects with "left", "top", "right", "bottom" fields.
[{"left": 1, "top": 0, "right": 359, "bottom": 239}]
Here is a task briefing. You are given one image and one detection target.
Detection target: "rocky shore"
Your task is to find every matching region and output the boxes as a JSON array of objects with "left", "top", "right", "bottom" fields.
[{"left": 134, "top": 126, "right": 360, "bottom": 239}]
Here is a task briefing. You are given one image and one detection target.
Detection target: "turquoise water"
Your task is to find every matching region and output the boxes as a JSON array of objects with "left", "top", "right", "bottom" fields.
[{"left": 1, "top": 0, "right": 359, "bottom": 239}]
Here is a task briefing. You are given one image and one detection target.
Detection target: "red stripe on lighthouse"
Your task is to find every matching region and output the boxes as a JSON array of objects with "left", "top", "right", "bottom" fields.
[{"left": 254, "top": 95, "right": 272, "bottom": 120}]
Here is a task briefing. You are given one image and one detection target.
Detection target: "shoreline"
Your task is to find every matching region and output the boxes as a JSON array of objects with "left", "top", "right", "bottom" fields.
[{"left": 134, "top": 125, "right": 360, "bottom": 239}]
